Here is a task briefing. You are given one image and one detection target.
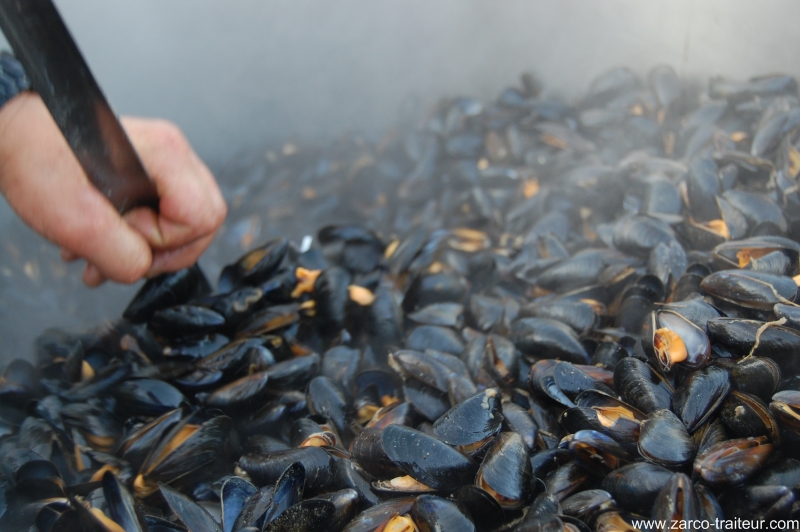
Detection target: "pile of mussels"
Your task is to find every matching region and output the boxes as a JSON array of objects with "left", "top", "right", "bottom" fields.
[{"left": 3, "top": 65, "right": 800, "bottom": 532}]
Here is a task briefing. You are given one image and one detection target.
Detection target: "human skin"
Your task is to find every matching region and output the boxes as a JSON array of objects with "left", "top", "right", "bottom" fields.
[{"left": 0, "top": 92, "right": 227, "bottom": 286}]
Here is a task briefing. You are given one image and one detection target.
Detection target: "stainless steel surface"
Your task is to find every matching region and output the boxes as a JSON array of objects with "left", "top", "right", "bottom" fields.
[
  {"left": 1, "top": 0, "right": 799, "bottom": 362},
  {"left": 0, "top": 0, "right": 159, "bottom": 213}
]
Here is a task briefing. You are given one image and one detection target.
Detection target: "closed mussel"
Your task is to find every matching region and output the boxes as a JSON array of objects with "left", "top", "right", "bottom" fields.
[
  {"left": 637, "top": 409, "right": 696, "bottom": 467},
  {"left": 432, "top": 389, "right": 503, "bottom": 455},
  {"left": 693, "top": 436, "right": 772, "bottom": 488},
  {"left": 381, "top": 424, "right": 478, "bottom": 491},
  {"left": 701, "top": 270, "right": 797, "bottom": 311},
  {"left": 672, "top": 365, "right": 730, "bottom": 432},
  {"left": 475, "top": 432, "right": 533, "bottom": 510}
]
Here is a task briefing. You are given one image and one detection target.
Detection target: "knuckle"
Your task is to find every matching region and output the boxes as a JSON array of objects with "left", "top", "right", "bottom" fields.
[{"left": 152, "top": 120, "right": 189, "bottom": 153}]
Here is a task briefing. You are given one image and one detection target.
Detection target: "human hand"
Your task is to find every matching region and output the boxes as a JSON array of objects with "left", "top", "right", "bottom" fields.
[{"left": 0, "top": 92, "right": 227, "bottom": 286}]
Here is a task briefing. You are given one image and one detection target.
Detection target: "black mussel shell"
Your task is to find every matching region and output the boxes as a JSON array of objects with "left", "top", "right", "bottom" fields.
[
  {"left": 263, "top": 499, "right": 336, "bottom": 532},
  {"left": 382, "top": 424, "right": 478, "bottom": 491},
  {"left": 751, "top": 457, "right": 800, "bottom": 488},
  {"left": 114, "top": 379, "right": 186, "bottom": 417},
  {"left": 411, "top": 494, "right": 475, "bottom": 532},
  {"left": 543, "top": 461, "right": 591, "bottom": 502},
  {"left": 307, "top": 376, "right": 350, "bottom": 440},
  {"left": 501, "top": 400, "right": 537, "bottom": 452},
  {"left": 561, "top": 489, "right": 616, "bottom": 527},
  {"left": 263, "top": 462, "right": 305, "bottom": 526},
  {"left": 693, "top": 436, "right": 772, "bottom": 488},
  {"left": 651, "top": 473, "right": 701, "bottom": 524},
  {"left": 769, "top": 390, "right": 800, "bottom": 436},
  {"left": 330, "top": 459, "right": 380, "bottom": 510},
  {"left": 715, "top": 356, "right": 780, "bottom": 402},
  {"left": 719, "top": 391, "right": 781, "bottom": 443},
  {"left": 161, "top": 483, "right": 223, "bottom": 532},
  {"left": 201, "top": 371, "right": 270, "bottom": 411},
  {"left": 512, "top": 318, "right": 590, "bottom": 364},
  {"left": 553, "top": 361, "right": 615, "bottom": 399},
  {"left": 719, "top": 484, "right": 795, "bottom": 520},
  {"left": 476, "top": 432, "right": 532, "bottom": 509},
  {"left": 613, "top": 357, "right": 673, "bottom": 414},
  {"left": 637, "top": 409, "right": 696, "bottom": 467},
  {"left": 149, "top": 305, "right": 226, "bottom": 339},
  {"left": 713, "top": 236, "right": 799, "bottom": 273},
  {"left": 701, "top": 270, "right": 797, "bottom": 311},
  {"left": 566, "top": 430, "right": 634, "bottom": 475},
  {"left": 601, "top": 462, "right": 677, "bottom": 513},
  {"left": 432, "top": 389, "right": 502, "bottom": 454},
  {"left": 672, "top": 365, "right": 730, "bottom": 432},
  {"left": 349, "top": 427, "right": 406, "bottom": 480},
  {"left": 124, "top": 265, "right": 211, "bottom": 323},
  {"left": 455, "top": 485, "right": 504, "bottom": 530},
  {"left": 238, "top": 447, "right": 333, "bottom": 492},
  {"left": 341, "top": 497, "right": 415, "bottom": 532},
  {"left": 707, "top": 318, "right": 800, "bottom": 376},
  {"left": 221, "top": 476, "right": 257, "bottom": 532},
  {"left": 312, "top": 489, "right": 359, "bottom": 532}
]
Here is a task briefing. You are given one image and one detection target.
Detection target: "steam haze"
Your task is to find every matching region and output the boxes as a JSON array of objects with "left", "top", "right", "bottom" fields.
[{"left": 1, "top": 0, "right": 797, "bottom": 361}]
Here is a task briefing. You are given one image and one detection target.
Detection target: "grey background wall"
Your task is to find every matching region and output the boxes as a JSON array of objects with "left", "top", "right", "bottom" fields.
[{"left": 1, "top": 0, "right": 797, "bottom": 360}]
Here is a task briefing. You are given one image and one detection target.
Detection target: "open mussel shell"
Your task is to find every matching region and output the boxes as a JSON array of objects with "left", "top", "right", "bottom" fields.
[
  {"left": 561, "top": 390, "right": 645, "bottom": 449},
  {"left": 475, "top": 432, "right": 533, "bottom": 510},
  {"left": 565, "top": 430, "right": 634, "bottom": 475},
  {"left": 123, "top": 265, "right": 211, "bottom": 323},
  {"left": 529, "top": 359, "right": 575, "bottom": 408},
  {"left": 637, "top": 409, "right": 696, "bottom": 467},
  {"left": 672, "top": 365, "right": 730, "bottom": 432},
  {"left": 331, "top": 459, "right": 380, "bottom": 510},
  {"left": 553, "top": 361, "right": 615, "bottom": 400},
  {"left": 102, "top": 471, "right": 148, "bottom": 532},
  {"left": 161, "top": 482, "right": 223, "bottom": 532},
  {"left": 769, "top": 390, "right": 800, "bottom": 436},
  {"left": 719, "top": 390, "right": 781, "bottom": 444},
  {"left": 693, "top": 436, "right": 772, "bottom": 488},
  {"left": 713, "top": 236, "right": 800, "bottom": 274},
  {"left": 432, "top": 389, "right": 502, "bottom": 455},
  {"left": 134, "top": 411, "right": 232, "bottom": 498},
  {"left": 382, "top": 424, "right": 478, "bottom": 491},
  {"left": 543, "top": 461, "right": 591, "bottom": 503},
  {"left": 643, "top": 310, "right": 711, "bottom": 372},
  {"left": 341, "top": 497, "right": 415, "bottom": 532},
  {"left": 221, "top": 476, "right": 257, "bottom": 532}
]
